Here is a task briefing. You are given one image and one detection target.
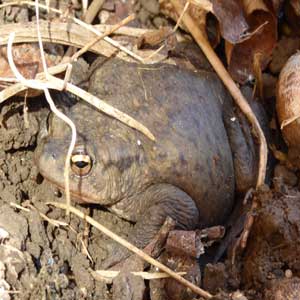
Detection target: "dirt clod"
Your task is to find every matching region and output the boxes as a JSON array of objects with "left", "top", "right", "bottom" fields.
[{"left": 242, "top": 189, "right": 300, "bottom": 288}]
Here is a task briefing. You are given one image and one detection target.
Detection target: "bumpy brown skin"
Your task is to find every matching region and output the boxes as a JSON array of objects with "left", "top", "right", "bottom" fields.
[{"left": 35, "top": 58, "right": 256, "bottom": 266}]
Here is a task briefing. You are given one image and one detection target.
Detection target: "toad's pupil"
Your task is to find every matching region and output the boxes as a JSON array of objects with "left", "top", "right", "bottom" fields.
[{"left": 75, "top": 161, "right": 89, "bottom": 169}]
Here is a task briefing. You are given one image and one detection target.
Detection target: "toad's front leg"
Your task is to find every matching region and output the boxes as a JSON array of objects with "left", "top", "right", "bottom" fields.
[{"left": 101, "top": 183, "right": 199, "bottom": 269}]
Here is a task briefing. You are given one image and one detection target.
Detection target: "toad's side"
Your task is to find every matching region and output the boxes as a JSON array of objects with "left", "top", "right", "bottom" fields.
[{"left": 35, "top": 58, "right": 258, "bottom": 265}]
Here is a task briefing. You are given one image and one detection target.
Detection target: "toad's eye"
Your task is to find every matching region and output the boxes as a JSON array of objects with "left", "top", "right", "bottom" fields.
[{"left": 70, "top": 146, "right": 93, "bottom": 177}]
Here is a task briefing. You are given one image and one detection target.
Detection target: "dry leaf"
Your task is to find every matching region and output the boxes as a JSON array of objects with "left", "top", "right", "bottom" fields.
[
  {"left": 289, "top": 0, "right": 300, "bottom": 15},
  {"left": 137, "top": 27, "right": 176, "bottom": 50},
  {"left": 211, "top": 0, "right": 248, "bottom": 43},
  {"left": 269, "top": 36, "right": 300, "bottom": 74},
  {"left": 0, "top": 43, "right": 60, "bottom": 92},
  {"left": 253, "top": 52, "right": 263, "bottom": 99},
  {"left": 226, "top": 0, "right": 277, "bottom": 84},
  {"left": 265, "top": 0, "right": 284, "bottom": 15},
  {"left": 160, "top": 0, "right": 209, "bottom": 33},
  {"left": 284, "top": 0, "right": 300, "bottom": 36},
  {"left": 277, "top": 52, "right": 300, "bottom": 153},
  {"left": 160, "top": 0, "right": 249, "bottom": 44}
]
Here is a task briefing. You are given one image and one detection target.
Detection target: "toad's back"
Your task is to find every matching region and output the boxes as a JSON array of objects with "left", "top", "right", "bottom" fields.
[{"left": 87, "top": 59, "right": 235, "bottom": 226}]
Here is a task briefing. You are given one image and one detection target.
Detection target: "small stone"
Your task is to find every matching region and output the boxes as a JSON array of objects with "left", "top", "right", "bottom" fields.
[
  {"left": 270, "top": 37, "right": 300, "bottom": 74},
  {"left": 0, "top": 228, "right": 9, "bottom": 243},
  {"left": 203, "top": 263, "right": 228, "bottom": 294},
  {"left": 140, "top": 0, "right": 159, "bottom": 15},
  {"left": 274, "top": 164, "right": 298, "bottom": 187},
  {"left": 285, "top": 269, "right": 293, "bottom": 278},
  {"left": 98, "top": 10, "right": 110, "bottom": 24}
]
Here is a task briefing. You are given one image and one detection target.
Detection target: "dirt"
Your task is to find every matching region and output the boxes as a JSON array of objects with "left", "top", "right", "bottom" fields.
[
  {"left": 242, "top": 187, "right": 300, "bottom": 296},
  {"left": 0, "top": 97, "right": 133, "bottom": 300}
]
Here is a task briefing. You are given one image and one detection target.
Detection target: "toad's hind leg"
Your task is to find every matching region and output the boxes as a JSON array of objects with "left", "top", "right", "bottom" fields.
[
  {"left": 101, "top": 184, "right": 199, "bottom": 269},
  {"left": 223, "top": 101, "right": 258, "bottom": 194}
]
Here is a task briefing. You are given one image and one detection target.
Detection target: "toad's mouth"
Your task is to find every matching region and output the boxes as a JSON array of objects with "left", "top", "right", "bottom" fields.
[{"left": 41, "top": 174, "right": 101, "bottom": 205}]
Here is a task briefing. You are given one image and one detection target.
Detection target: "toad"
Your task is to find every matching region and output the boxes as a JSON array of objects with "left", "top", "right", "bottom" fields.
[{"left": 35, "top": 58, "right": 258, "bottom": 268}]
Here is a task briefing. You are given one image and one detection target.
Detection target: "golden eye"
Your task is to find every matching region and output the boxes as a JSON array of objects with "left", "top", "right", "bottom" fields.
[{"left": 70, "top": 146, "right": 93, "bottom": 177}]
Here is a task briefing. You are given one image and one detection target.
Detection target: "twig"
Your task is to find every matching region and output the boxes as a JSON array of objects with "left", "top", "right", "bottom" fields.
[
  {"left": 92, "top": 270, "right": 187, "bottom": 283},
  {"left": 82, "top": 0, "right": 88, "bottom": 16},
  {"left": 84, "top": 0, "right": 105, "bottom": 24},
  {"left": 17, "top": 0, "right": 76, "bottom": 214},
  {"left": 35, "top": 0, "right": 48, "bottom": 77},
  {"left": 63, "top": 14, "right": 135, "bottom": 86},
  {"left": 45, "top": 89, "right": 76, "bottom": 216},
  {"left": 0, "top": 77, "right": 19, "bottom": 83},
  {"left": 0, "top": 1, "right": 145, "bottom": 63},
  {"left": 48, "top": 202, "right": 213, "bottom": 299},
  {"left": 0, "top": 22, "right": 171, "bottom": 64},
  {"left": 10, "top": 201, "right": 68, "bottom": 227},
  {"left": 0, "top": 63, "right": 69, "bottom": 102},
  {"left": 47, "top": 74, "right": 156, "bottom": 140},
  {"left": 23, "top": 90, "right": 29, "bottom": 128},
  {"left": 281, "top": 114, "right": 300, "bottom": 129},
  {"left": 0, "top": 64, "right": 155, "bottom": 141},
  {"left": 9, "top": 202, "right": 30, "bottom": 212},
  {"left": 173, "top": 1, "right": 190, "bottom": 32},
  {"left": 170, "top": 0, "right": 267, "bottom": 188},
  {"left": 72, "top": 14, "right": 135, "bottom": 61},
  {"left": 93, "top": 25, "right": 152, "bottom": 37},
  {"left": 7, "top": 32, "right": 76, "bottom": 216},
  {"left": 23, "top": 201, "right": 69, "bottom": 227}
]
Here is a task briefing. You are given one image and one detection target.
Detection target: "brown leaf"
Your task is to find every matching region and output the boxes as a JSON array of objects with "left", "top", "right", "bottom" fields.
[
  {"left": 159, "top": 0, "right": 209, "bottom": 33},
  {"left": 136, "top": 27, "right": 176, "bottom": 50},
  {"left": 253, "top": 52, "right": 263, "bottom": 99},
  {"left": 226, "top": 0, "right": 277, "bottom": 84},
  {"left": 265, "top": 0, "right": 284, "bottom": 15},
  {"left": 284, "top": 0, "right": 300, "bottom": 36},
  {"left": 0, "top": 43, "right": 59, "bottom": 80},
  {"left": 211, "top": 0, "right": 249, "bottom": 43},
  {"left": 0, "top": 43, "right": 61, "bottom": 96},
  {"left": 290, "top": 0, "right": 300, "bottom": 15},
  {"left": 160, "top": 0, "right": 249, "bottom": 44}
]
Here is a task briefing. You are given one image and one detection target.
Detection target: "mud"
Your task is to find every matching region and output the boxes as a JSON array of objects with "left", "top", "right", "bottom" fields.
[
  {"left": 242, "top": 187, "right": 300, "bottom": 296},
  {"left": 0, "top": 97, "right": 132, "bottom": 300}
]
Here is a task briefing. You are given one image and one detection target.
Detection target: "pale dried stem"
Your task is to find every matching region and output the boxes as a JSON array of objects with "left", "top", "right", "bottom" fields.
[
  {"left": 7, "top": 32, "right": 76, "bottom": 216},
  {"left": 0, "top": 22, "right": 170, "bottom": 63},
  {"left": 71, "top": 15, "right": 145, "bottom": 62},
  {"left": 9, "top": 202, "right": 30, "bottom": 212},
  {"left": 34, "top": 0, "right": 48, "bottom": 76},
  {"left": 71, "top": 14, "right": 135, "bottom": 61},
  {"left": 44, "top": 89, "right": 76, "bottom": 216},
  {"left": 170, "top": 0, "right": 267, "bottom": 188},
  {"left": 58, "top": 76, "right": 155, "bottom": 141},
  {"left": 84, "top": 0, "right": 104, "bottom": 24},
  {"left": 23, "top": 90, "right": 29, "bottom": 128},
  {"left": 0, "top": 63, "right": 69, "bottom": 102},
  {"left": 173, "top": 1, "right": 190, "bottom": 32},
  {"left": 0, "top": 65, "right": 155, "bottom": 141},
  {"left": 35, "top": 0, "right": 74, "bottom": 215},
  {"left": 0, "top": 77, "right": 19, "bottom": 82},
  {"left": 92, "top": 270, "right": 186, "bottom": 283},
  {"left": 82, "top": 0, "right": 88, "bottom": 16},
  {"left": 94, "top": 25, "right": 151, "bottom": 37},
  {"left": 49, "top": 202, "right": 213, "bottom": 299},
  {"left": 0, "top": 1, "right": 145, "bottom": 62},
  {"left": 281, "top": 114, "right": 300, "bottom": 129}
]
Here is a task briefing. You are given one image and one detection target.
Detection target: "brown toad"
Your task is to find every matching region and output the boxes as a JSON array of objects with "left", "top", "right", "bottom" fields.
[{"left": 35, "top": 58, "right": 258, "bottom": 267}]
